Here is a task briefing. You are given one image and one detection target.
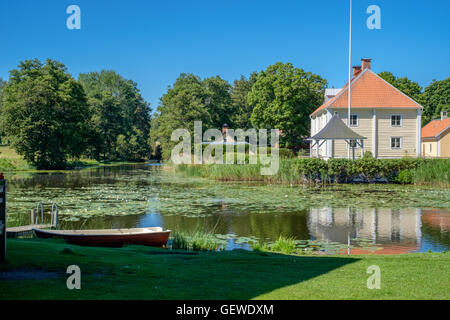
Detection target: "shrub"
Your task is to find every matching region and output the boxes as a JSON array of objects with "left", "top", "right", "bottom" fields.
[
  {"left": 278, "top": 148, "right": 295, "bottom": 158},
  {"left": 327, "top": 158, "right": 353, "bottom": 182},
  {"left": 296, "top": 158, "right": 328, "bottom": 180},
  {"left": 363, "top": 151, "right": 374, "bottom": 159},
  {"left": 396, "top": 169, "right": 414, "bottom": 184}
]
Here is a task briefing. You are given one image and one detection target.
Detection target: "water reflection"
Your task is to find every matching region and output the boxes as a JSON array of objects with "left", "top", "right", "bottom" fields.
[
  {"left": 4, "top": 164, "right": 449, "bottom": 253},
  {"left": 308, "top": 208, "right": 437, "bottom": 253}
]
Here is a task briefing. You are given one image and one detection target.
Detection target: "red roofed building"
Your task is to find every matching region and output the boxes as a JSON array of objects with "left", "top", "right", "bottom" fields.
[
  {"left": 421, "top": 113, "right": 450, "bottom": 157},
  {"left": 310, "top": 58, "right": 423, "bottom": 159}
]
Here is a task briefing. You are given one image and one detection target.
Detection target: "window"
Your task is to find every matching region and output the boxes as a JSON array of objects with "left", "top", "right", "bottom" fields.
[
  {"left": 350, "top": 114, "right": 358, "bottom": 127},
  {"left": 391, "top": 114, "right": 402, "bottom": 127},
  {"left": 391, "top": 137, "right": 402, "bottom": 149}
]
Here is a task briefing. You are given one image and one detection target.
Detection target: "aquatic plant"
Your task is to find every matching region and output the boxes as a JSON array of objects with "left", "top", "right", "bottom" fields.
[
  {"left": 411, "top": 159, "right": 450, "bottom": 187},
  {"left": 269, "top": 236, "right": 297, "bottom": 254},
  {"left": 176, "top": 157, "right": 449, "bottom": 186},
  {"left": 170, "top": 230, "right": 222, "bottom": 251}
]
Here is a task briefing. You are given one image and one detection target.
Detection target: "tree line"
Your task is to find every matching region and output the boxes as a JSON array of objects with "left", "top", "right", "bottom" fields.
[
  {"left": 0, "top": 58, "right": 448, "bottom": 168},
  {"left": 0, "top": 59, "right": 151, "bottom": 169}
]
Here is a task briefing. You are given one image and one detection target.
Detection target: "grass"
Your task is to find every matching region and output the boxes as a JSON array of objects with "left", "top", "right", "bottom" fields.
[
  {"left": 269, "top": 236, "right": 298, "bottom": 254},
  {"left": 0, "top": 145, "right": 143, "bottom": 172},
  {"left": 175, "top": 157, "right": 450, "bottom": 187},
  {"left": 412, "top": 159, "right": 450, "bottom": 187},
  {"left": 0, "top": 238, "right": 449, "bottom": 300},
  {"left": 0, "top": 145, "right": 33, "bottom": 171},
  {"left": 176, "top": 158, "right": 302, "bottom": 184},
  {"left": 170, "top": 230, "right": 222, "bottom": 252}
]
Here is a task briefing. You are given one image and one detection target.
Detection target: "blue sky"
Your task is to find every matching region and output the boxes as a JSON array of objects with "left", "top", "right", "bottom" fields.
[{"left": 0, "top": 0, "right": 449, "bottom": 112}]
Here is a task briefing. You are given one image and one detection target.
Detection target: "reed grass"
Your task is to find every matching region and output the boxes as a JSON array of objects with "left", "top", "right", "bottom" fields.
[
  {"left": 175, "top": 156, "right": 449, "bottom": 187},
  {"left": 412, "top": 159, "right": 450, "bottom": 187},
  {"left": 269, "top": 236, "right": 298, "bottom": 254},
  {"left": 170, "top": 223, "right": 222, "bottom": 252},
  {"left": 176, "top": 158, "right": 303, "bottom": 184}
]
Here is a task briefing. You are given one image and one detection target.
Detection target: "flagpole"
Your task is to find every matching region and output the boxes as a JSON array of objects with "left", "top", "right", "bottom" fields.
[{"left": 347, "top": 0, "right": 352, "bottom": 159}]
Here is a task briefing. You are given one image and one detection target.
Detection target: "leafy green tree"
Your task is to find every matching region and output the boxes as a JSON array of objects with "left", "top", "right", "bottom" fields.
[
  {"left": 249, "top": 62, "right": 327, "bottom": 148},
  {"left": 150, "top": 74, "right": 211, "bottom": 159},
  {"left": 230, "top": 73, "right": 257, "bottom": 129},
  {"left": 0, "top": 78, "right": 6, "bottom": 144},
  {"left": 116, "top": 127, "right": 151, "bottom": 161},
  {"left": 203, "top": 76, "right": 233, "bottom": 128},
  {"left": 378, "top": 71, "right": 423, "bottom": 101},
  {"left": 420, "top": 78, "right": 450, "bottom": 124},
  {"left": 0, "top": 59, "right": 90, "bottom": 169},
  {"left": 78, "top": 70, "right": 151, "bottom": 161}
]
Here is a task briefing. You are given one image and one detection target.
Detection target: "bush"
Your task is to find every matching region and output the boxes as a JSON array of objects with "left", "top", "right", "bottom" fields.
[
  {"left": 296, "top": 158, "right": 328, "bottom": 180},
  {"left": 363, "top": 151, "right": 374, "bottom": 159},
  {"left": 396, "top": 169, "right": 414, "bottom": 184},
  {"left": 328, "top": 158, "right": 353, "bottom": 182},
  {"left": 278, "top": 148, "right": 295, "bottom": 158}
]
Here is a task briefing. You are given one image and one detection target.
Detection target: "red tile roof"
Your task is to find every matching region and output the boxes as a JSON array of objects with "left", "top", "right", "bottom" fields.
[
  {"left": 312, "top": 69, "right": 423, "bottom": 116},
  {"left": 421, "top": 118, "right": 450, "bottom": 138}
]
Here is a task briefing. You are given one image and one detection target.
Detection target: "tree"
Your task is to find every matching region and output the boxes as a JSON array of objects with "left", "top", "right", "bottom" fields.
[
  {"left": 78, "top": 70, "right": 151, "bottom": 161},
  {"left": 0, "top": 59, "right": 90, "bottom": 169},
  {"left": 249, "top": 62, "right": 327, "bottom": 148},
  {"left": 378, "top": 71, "right": 423, "bottom": 101},
  {"left": 0, "top": 78, "right": 6, "bottom": 144},
  {"left": 420, "top": 78, "right": 450, "bottom": 124},
  {"left": 150, "top": 73, "right": 211, "bottom": 159},
  {"left": 230, "top": 73, "right": 257, "bottom": 129},
  {"left": 203, "top": 76, "right": 233, "bottom": 128}
]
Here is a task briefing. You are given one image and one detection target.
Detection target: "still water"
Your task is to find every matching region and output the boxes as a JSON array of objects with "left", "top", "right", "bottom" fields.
[{"left": 5, "top": 164, "right": 450, "bottom": 253}]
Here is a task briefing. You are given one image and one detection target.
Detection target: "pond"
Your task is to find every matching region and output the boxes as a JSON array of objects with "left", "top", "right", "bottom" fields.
[{"left": 5, "top": 163, "right": 450, "bottom": 253}]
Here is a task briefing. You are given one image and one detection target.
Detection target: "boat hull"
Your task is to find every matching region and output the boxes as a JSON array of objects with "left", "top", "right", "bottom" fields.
[{"left": 33, "top": 228, "right": 171, "bottom": 248}]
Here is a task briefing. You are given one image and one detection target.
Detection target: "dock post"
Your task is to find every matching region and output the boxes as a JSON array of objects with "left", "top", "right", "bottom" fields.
[{"left": 0, "top": 178, "right": 7, "bottom": 262}]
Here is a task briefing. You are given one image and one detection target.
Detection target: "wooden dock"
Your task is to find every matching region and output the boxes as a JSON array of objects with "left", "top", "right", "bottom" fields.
[{"left": 7, "top": 224, "right": 54, "bottom": 238}]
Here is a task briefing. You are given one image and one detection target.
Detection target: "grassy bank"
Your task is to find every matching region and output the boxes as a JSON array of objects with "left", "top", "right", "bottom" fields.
[
  {"left": 0, "top": 145, "right": 32, "bottom": 171},
  {"left": 175, "top": 157, "right": 450, "bottom": 187},
  {"left": 0, "top": 238, "right": 448, "bottom": 299},
  {"left": 0, "top": 145, "right": 143, "bottom": 172}
]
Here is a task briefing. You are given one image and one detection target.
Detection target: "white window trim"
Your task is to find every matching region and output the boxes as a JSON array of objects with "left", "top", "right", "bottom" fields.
[
  {"left": 390, "top": 136, "right": 402, "bottom": 150},
  {"left": 390, "top": 114, "right": 402, "bottom": 127},
  {"left": 349, "top": 114, "right": 359, "bottom": 127}
]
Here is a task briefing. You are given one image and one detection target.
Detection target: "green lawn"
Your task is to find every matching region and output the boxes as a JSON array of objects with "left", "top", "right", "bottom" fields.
[
  {"left": 1, "top": 238, "right": 448, "bottom": 300},
  {"left": 0, "top": 145, "right": 32, "bottom": 171},
  {"left": 0, "top": 145, "right": 141, "bottom": 172}
]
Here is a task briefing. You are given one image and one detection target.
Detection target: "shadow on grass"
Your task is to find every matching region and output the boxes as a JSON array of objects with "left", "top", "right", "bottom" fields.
[{"left": 1, "top": 239, "right": 360, "bottom": 300}]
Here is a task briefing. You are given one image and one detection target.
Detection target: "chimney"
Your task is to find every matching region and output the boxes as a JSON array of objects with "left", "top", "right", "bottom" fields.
[
  {"left": 442, "top": 111, "right": 448, "bottom": 120},
  {"left": 362, "top": 58, "right": 372, "bottom": 70},
  {"left": 352, "top": 66, "right": 362, "bottom": 77}
]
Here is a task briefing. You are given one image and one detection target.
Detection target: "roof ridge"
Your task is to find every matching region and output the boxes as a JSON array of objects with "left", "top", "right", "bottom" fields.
[
  {"left": 311, "top": 69, "right": 368, "bottom": 116},
  {"left": 326, "top": 68, "right": 369, "bottom": 110},
  {"left": 370, "top": 69, "right": 424, "bottom": 110}
]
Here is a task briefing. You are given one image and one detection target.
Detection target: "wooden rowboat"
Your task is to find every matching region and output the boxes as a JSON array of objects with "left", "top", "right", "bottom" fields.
[{"left": 33, "top": 227, "right": 171, "bottom": 248}]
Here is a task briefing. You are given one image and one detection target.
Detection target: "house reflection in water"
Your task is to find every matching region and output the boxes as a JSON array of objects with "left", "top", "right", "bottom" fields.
[{"left": 308, "top": 208, "right": 424, "bottom": 254}]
